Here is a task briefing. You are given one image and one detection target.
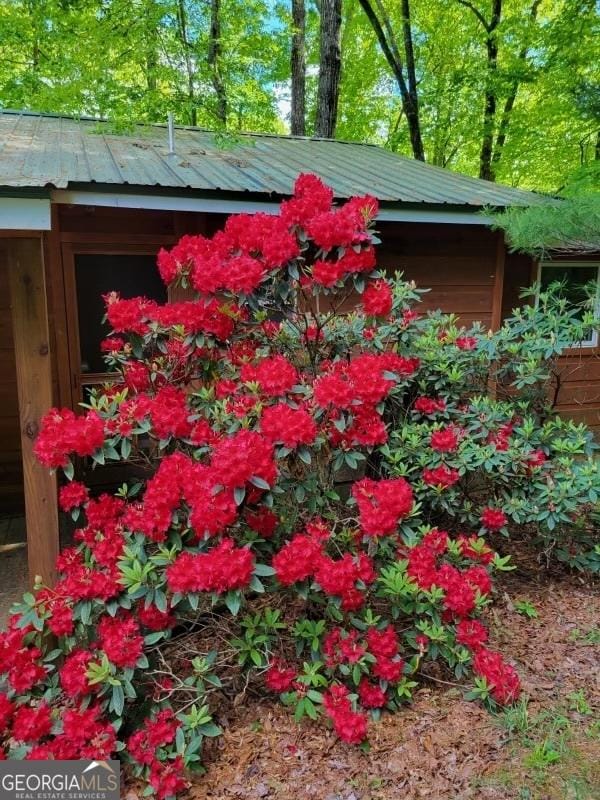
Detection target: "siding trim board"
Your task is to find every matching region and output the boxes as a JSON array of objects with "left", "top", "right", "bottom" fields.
[{"left": 51, "top": 189, "right": 493, "bottom": 225}]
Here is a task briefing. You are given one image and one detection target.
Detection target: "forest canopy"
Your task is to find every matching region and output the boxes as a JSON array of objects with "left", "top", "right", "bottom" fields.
[{"left": 0, "top": 0, "right": 598, "bottom": 192}]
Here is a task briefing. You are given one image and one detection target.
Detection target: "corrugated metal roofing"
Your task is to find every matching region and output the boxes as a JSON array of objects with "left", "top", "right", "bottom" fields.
[{"left": 0, "top": 111, "right": 546, "bottom": 207}]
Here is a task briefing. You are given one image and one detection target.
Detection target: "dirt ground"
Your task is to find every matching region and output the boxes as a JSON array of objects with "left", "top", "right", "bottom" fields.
[{"left": 186, "top": 557, "right": 599, "bottom": 800}]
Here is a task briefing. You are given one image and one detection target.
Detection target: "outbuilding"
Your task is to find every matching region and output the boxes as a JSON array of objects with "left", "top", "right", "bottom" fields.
[{"left": 0, "top": 110, "right": 597, "bottom": 584}]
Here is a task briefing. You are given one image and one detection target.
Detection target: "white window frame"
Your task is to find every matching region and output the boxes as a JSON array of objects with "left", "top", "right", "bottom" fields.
[{"left": 537, "top": 260, "right": 600, "bottom": 348}]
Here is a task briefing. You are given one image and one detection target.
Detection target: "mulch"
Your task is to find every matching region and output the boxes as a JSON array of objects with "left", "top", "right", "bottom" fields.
[{"left": 187, "top": 552, "right": 599, "bottom": 800}]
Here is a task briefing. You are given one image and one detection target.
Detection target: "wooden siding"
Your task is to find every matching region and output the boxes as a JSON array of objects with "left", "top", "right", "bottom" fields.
[
  {"left": 0, "top": 256, "right": 22, "bottom": 512},
  {"left": 3, "top": 205, "right": 598, "bottom": 512},
  {"left": 377, "top": 222, "right": 499, "bottom": 329}
]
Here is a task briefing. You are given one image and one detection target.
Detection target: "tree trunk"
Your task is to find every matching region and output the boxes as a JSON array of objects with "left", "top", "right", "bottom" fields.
[
  {"left": 358, "top": 0, "right": 425, "bottom": 160},
  {"left": 400, "top": 0, "right": 425, "bottom": 161},
  {"left": 291, "top": 0, "right": 306, "bottom": 136},
  {"left": 315, "top": 0, "right": 342, "bottom": 138},
  {"left": 208, "top": 0, "right": 227, "bottom": 126},
  {"left": 144, "top": 0, "right": 158, "bottom": 93},
  {"left": 490, "top": 0, "right": 541, "bottom": 176},
  {"left": 478, "top": 0, "right": 502, "bottom": 181},
  {"left": 176, "top": 0, "right": 197, "bottom": 126}
]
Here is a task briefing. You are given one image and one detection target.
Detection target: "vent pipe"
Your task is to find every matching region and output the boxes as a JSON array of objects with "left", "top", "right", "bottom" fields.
[{"left": 167, "top": 112, "right": 175, "bottom": 154}]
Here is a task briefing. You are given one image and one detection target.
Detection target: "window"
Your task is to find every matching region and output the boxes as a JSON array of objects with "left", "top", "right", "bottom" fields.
[
  {"left": 538, "top": 261, "right": 600, "bottom": 347},
  {"left": 74, "top": 253, "right": 167, "bottom": 375}
]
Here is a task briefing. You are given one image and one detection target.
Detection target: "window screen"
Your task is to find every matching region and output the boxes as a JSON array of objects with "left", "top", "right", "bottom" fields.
[
  {"left": 74, "top": 254, "right": 167, "bottom": 374},
  {"left": 539, "top": 262, "right": 599, "bottom": 346}
]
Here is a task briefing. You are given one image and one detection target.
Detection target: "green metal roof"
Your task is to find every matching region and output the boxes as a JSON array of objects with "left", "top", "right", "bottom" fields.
[{"left": 0, "top": 111, "right": 547, "bottom": 208}]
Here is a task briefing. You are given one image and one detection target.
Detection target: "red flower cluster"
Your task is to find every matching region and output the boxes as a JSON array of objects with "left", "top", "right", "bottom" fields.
[
  {"left": 323, "top": 685, "right": 368, "bottom": 744},
  {"left": 241, "top": 355, "right": 299, "bottom": 396},
  {"left": 34, "top": 409, "right": 104, "bottom": 468},
  {"left": 166, "top": 538, "right": 254, "bottom": 594},
  {"left": 407, "top": 529, "right": 493, "bottom": 619},
  {"left": 153, "top": 299, "right": 235, "bottom": 340},
  {"left": 352, "top": 477, "right": 413, "bottom": 536},
  {"left": 362, "top": 279, "right": 393, "bottom": 317},
  {"left": 314, "top": 552, "right": 375, "bottom": 610},
  {"left": 59, "top": 481, "right": 89, "bottom": 512},
  {"left": 480, "top": 507, "right": 507, "bottom": 531},
  {"left": 128, "top": 709, "right": 180, "bottom": 766},
  {"left": 473, "top": 648, "right": 521, "bottom": 704},
  {"left": 430, "top": 426, "right": 459, "bottom": 453},
  {"left": 265, "top": 659, "right": 297, "bottom": 693},
  {"left": 59, "top": 649, "right": 96, "bottom": 698},
  {"left": 210, "top": 430, "right": 277, "bottom": 490},
  {"left": 423, "top": 464, "right": 460, "bottom": 489},
  {"left": 260, "top": 403, "right": 317, "bottom": 448},
  {"left": 414, "top": 396, "right": 446, "bottom": 415},
  {"left": 272, "top": 532, "right": 323, "bottom": 585},
  {"left": 98, "top": 613, "right": 144, "bottom": 669},
  {"left": 12, "top": 704, "right": 53, "bottom": 743},
  {"left": 0, "top": 621, "right": 46, "bottom": 693}
]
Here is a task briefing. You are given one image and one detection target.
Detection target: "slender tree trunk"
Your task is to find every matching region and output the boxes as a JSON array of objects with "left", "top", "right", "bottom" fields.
[
  {"left": 400, "top": 0, "right": 425, "bottom": 161},
  {"left": 208, "top": 0, "right": 227, "bottom": 126},
  {"left": 358, "top": 0, "right": 425, "bottom": 160},
  {"left": 479, "top": 36, "right": 498, "bottom": 181},
  {"left": 490, "top": 0, "right": 541, "bottom": 174},
  {"left": 291, "top": 0, "right": 306, "bottom": 136},
  {"left": 455, "top": 0, "right": 502, "bottom": 180},
  {"left": 595, "top": 129, "right": 600, "bottom": 161},
  {"left": 144, "top": 0, "right": 158, "bottom": 93},
  {"left": 315, "top": 0, "right": 342, "bottom": 138},
  {"left": 176, "top": 0, "right": 197, "bottom": 126}
]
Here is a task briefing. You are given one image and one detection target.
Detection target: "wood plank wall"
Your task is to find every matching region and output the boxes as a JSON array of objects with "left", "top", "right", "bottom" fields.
[
  {"left": 1, "top": 206, "right": 598, "bottom": 511},
  {"left": 377, "top": 222, "right": 499, "bottom": 330},
  {"left": 0, "top": 257, "right": 22, "bottom": 512}
]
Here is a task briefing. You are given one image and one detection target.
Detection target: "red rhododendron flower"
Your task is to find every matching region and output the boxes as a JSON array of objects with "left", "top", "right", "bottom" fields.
[
  {"left": 245, "top": 507, "right": 279, "bottom": 538},
  {"left": 59, "top": 650, "right": 96, "bottom": 698},
  {"left": 149, "top": 755, "right": 188, "bottom": 800},
  {"left": 456, "top": 336, "right": 477, "bottom": 350},
  {"left": 241, "top": 355, "right": 299, "bottom": 397},
  {"left": 414, "top": 396, "right": 446, "bottom": 415},
  {"left": 358, "top": 679, "right": 387, "bottom": 708},
  {"left": 137, "top": 603, "right": 175, "bottom": 631},
  {"left": 98, "top": 614, "right": 144, "bottom": 669},
  {"left": 59, "top": 481, "right": 89, "bottom": 512},
  {"left": 166, "top": 538, "right": 254, "bottom": 594},
  {"left": 260, "top": 403, "right": 317, "bottom": 448},
  {"left": 456, "top": 619, "right": 488, "bottom": 651},
  {"left": 12, "top": 704, "right": 52, "bottom": 743},
  {"left": 362, "top": 279, "right": 393, "bottom": 317},
  {"left": 472, "top": 648, "right": 521, "bottom": 704},
  {"left": 366, "top": 625, "right": 399, "bottom": 659},
  {"left": 272, "top": 533, "right": 322, "bottom": 585},
  {"left": 352, "top": 477, "right": 413, "bottom": 536},
  {"left": 480, "top": 507, "right": 507, "bottom": 531},
  {"left": 210, "top": 430, "right": 277, "bottom": 490},
  {"left": 323, "top": 684, "right": 368, "bottom": 744},
  {"left": 430, "top": 426, "right": 459, "bottom": 453},
  {"left": 423, "top": 465, "right": 460, "bottom": 489},
  {"left": 265, "top": 660, "right": 297, "bottom": 693},
  {"left": 35, "top": 409, "right": 105, "bottom": 468}
]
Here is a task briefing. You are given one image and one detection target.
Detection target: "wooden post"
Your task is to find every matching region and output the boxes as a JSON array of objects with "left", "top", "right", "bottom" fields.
[
  {"left": 490, "top": 231, "right": 506, "bottom": 332},
  {"left": 4, "top": 237, "right": 59, "bottom": 587}
]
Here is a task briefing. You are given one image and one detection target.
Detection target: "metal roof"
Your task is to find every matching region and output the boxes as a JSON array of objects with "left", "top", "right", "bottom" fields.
[{"left": 0, "top": 111, "right": 547, "bottom": 208}]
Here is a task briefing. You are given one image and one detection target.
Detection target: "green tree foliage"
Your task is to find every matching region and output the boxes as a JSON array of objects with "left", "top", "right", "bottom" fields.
[{"left": 0, "top": 0, "right": 597, "bottom": 190}]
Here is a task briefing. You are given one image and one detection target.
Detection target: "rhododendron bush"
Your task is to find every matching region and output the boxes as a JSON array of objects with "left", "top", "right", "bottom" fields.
[{"left": 2, "top": 174, "right": 599, "bottom": 794}]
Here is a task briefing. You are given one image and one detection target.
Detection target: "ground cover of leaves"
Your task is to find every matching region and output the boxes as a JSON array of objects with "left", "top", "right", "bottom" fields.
[{"left": 131, "top": 547, "right": 600, "bottom": 800}]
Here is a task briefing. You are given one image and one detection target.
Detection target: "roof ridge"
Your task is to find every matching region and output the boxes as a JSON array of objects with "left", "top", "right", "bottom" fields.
[{"left": 0, "top": 108, "right": 380, "bottom": 148}]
